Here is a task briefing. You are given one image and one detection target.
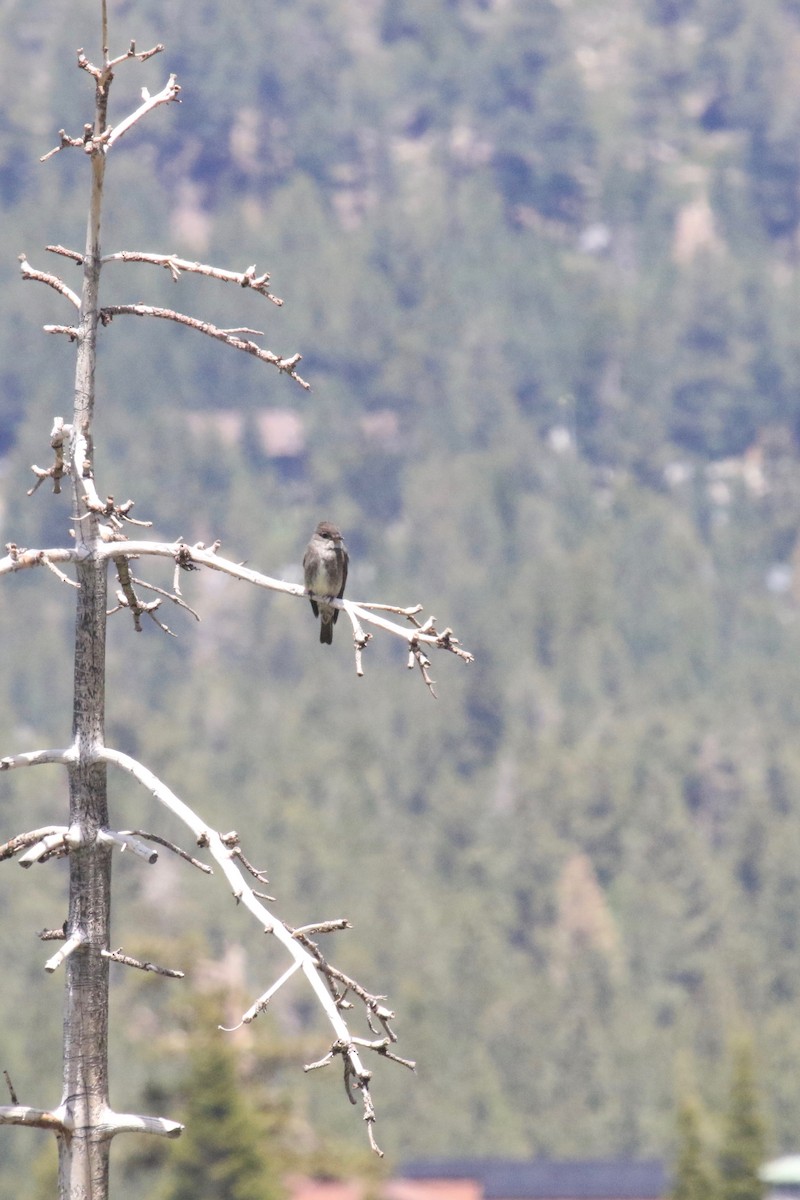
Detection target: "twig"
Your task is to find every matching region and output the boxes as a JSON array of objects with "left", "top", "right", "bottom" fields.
[
  {"left": 38, "top": 927, "right": 67, "bottom": 942},
  {"left": 42, "top": 324, "right": 80, "bottom": 339},
  {"left": 40, "top": 128, "right": 93, "bottom": 162},
  {"left": 293, "top": 919, "right": 351, "bottom": 937},
  {"left": 101, "top": 251, "right": 284, "bottom": 305},
  {"left": 118, "top": 829, "right": 212, "bottom": 873},
  {"left": 408, "top": 640, "right": 437, "bottom": 699},
  {"left": 219, "top": 961, "right": 302, "bottom": 1030},
  {"left": 101, "top": 948, "right": 184, "bottom": 977},
  {"left": 99, "top": 305, "right": 309, "bottom": 388},
  {"left": 130, "top": 575, "right": 200, "bottom": 621},
  {"left": 104, "top": 41, "right": 166, "bottom": 70},
  {"left": 42, "top": 555, "right": 79, "bottom": 587},
  {"left": 18, "top": 255, "right": 81, "bottom": 309},
  {"left": 45, "top": 244, "right": 84, "bottom": 264},
  {"left": 223, "top": 835, "right": 270, "bottom": 884}
]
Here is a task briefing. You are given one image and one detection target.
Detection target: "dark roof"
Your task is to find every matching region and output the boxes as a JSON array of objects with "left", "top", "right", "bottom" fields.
[{"left": 398, "top": 1161, "right": 668, "bottom": 1200}]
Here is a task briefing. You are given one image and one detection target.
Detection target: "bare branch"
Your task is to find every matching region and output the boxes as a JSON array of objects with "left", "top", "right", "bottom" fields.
[
  {"left": 40, "top": 127, "right": 93, "bottom": 162},
  {"left": 118, "top": 829, "right": 212, "bottom": 873},
  {"left": 99, "top": 305, "right": 309, "bottom": 388},
  {"left": 19, "top": 830, "right": 71, "bottom": 867},
  {"left": 0, "top": 1104, "right": 68, "bottom": 1132},
  {"left": 101, "top": 948, "right": 184, "bottom": 977},
  {"left": 0, "top": 1096, "right": 180, "bottom": 1139},
  {"left": 0, "top": 544, "right": 78, "bottom": 579},
  {"left": 408, "top": 641, "right": 437, "bottom": 699},
  {"left": 45, "top": 929, "right": 86, "bottom": 973},
  {"left": 97, "top": 745, "right": 402, "bottom": 1152},
  {"left": 0, "top": 534, "right": 471, "bottom": 694},
  {"left": 43, "top": 555, "right": 79, "bottom": 586},
  {"left": 104, "top": 75, "right": 180, "bottom": 148},
  {"left": 94, "top": 539, "right": 474, "bottom": 669},
  {"left": 41, "top": 69, "right": 178, "bottom": 162},
  {"left": 130, "top": 575, "right": 200, "bottom": 621},
  {"left": 18, "top": 254, "right": 81, "bottom": 308},
  {"left": 46, "top": 244, "right": 84, "bottom": 264},
  {"left": 111, "top": 554, "right": 160, "bottom": 632},
  {"left": 224, "top": 835, "right": 270, "bottom": 884},
  {"left": 101, "top": 251, "right": 284, "bottom": 305},
  {"left": 219, "top": 961, "right": 302, "bottom": 1030},
  {"left": 38, "top": 927, "right": 67, "bottom": 941},
  {"left": 104, "top": 41, "right": 166, "bottom": 70},
  {"left": 293, "top": 919, "right": 351, "bottom": 937},
  {"left": 97, "top": 829, "right": 158, "bottom": 863},
  {"left": 0, "top": 747, "right": 76, "bottom": 771},
  {"left": 42, "top": 323, "right": 80, "bottom": 339},
  {"left": 94, "top": 1109, "right": 182, "bottom": 1139},
  {"left": 0, "top": 827, "right": 68, "bottom": 862},
  {"left": 28, "top": 414, "right": 73, "bottom": 500}
]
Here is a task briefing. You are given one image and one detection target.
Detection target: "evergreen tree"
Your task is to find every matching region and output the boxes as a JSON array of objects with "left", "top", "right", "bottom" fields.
[
  {"left": 718, "top": 1038, "right": 767, "bottom": 1200},
  {"left": 672, "top": 1095, "right": 717, "bottom": 1200},
  {"left": 160, "top": 1025, "right": 285, "bottom": 1200}
]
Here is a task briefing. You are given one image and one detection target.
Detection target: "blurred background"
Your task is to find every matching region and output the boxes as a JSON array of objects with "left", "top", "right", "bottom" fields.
[{"left": 2, "top": 0, "right": 800, "bottom": 1194}]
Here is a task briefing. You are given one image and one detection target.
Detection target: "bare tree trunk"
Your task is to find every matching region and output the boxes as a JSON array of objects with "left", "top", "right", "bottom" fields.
[{"left": 58, "top": 58, "right": 112, "bottom": 1199}]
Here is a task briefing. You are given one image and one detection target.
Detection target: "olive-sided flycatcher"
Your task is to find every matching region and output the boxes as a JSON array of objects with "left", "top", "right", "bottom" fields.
[{"left": 303, "top": 521, "right": 348, "bottom": 645}]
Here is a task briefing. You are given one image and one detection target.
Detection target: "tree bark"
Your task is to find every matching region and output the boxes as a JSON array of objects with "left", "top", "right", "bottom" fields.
[{"left": 58, "top": 92, "right": 113, "bottom": 1198}]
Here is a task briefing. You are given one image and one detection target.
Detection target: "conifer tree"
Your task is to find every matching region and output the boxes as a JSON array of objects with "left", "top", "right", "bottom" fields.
[
  {"left": 160, "top": 1026, "right": 284, "bottom": 1200},
  {"left": 718, "top": 1038, "right": 767, "bottom": 1200},
  {"left": 672, "top": 1095, "right": 717, "bottom": 1200}
]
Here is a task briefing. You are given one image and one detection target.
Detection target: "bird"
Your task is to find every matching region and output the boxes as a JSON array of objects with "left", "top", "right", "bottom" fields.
[{"left": 303, "top": 521, "right": 348, "bottom": 645}]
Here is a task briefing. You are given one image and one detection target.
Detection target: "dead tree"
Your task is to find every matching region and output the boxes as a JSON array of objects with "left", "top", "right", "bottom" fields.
[{"left": 0, "top": 6, "right": 471, "bottom": 1199}]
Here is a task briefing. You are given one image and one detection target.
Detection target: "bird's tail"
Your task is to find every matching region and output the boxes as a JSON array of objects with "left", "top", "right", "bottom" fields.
[{"left": 320, "top": 618, "right": 333, "bottom": 645}]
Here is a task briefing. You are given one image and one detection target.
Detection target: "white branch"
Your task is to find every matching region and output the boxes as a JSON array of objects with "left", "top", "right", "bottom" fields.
[
  {"left": 0, "top": 826, "right": 67, "bottom": 862},
  {"left": 220, "top": 961, "right": 302, "bottom": 1030},
  {"left": 18, "top": 254, "right": 81, "bottom": 308},
  {"left": 45, "top": 929, "right": 86, "bottom": 973},
  {"left": 96, "top": 745, "right": 382, "bottom": 1134},
  {"left": 97, "top": 829, "right": 158, "bottom": 863},
  {"left": 0, "top": 747, "right": 76, "bottom": 771},
  {"left": 95, "top": 540, "right": 473, "bottom": 660},
  {"left": 19, "top": 829, "right": 70, "bottom": 867},
  {"left": 95, "top": 1107, "right": 182, "bottom": 1138},
  {"left": 0, "top": 549, "right": 79, "bottom": 580},
  {"left": 0, "top": 538, "right": 472, "bottom": 673},
  {"left": 100, "top": 251, "right": 284, "bottom": 305},
  {"left": 104, "top": 75, "right": 181, "bottom": 149},
  {"left": 0, "top": 1105, "right": 67, "bottom": 1131},
  {"left": 99, "top": 305, "right": 309, "bottom": 388}
]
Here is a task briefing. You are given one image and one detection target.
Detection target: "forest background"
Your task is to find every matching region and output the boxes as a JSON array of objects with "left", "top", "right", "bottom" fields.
[{"left": 2, "top": 0, "right": 800, "bottom": 1194}]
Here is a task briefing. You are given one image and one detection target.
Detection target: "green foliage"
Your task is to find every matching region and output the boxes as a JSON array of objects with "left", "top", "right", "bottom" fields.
[
  {"left": 672, "top": 1097, "right": 718, "bottom": 1200},
  {"left": 718, "top": 1039, "right": 767, "bottom": 1200},
  {"left": 156, "top": 1006, "right": 287, "bottom": 1200}
]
